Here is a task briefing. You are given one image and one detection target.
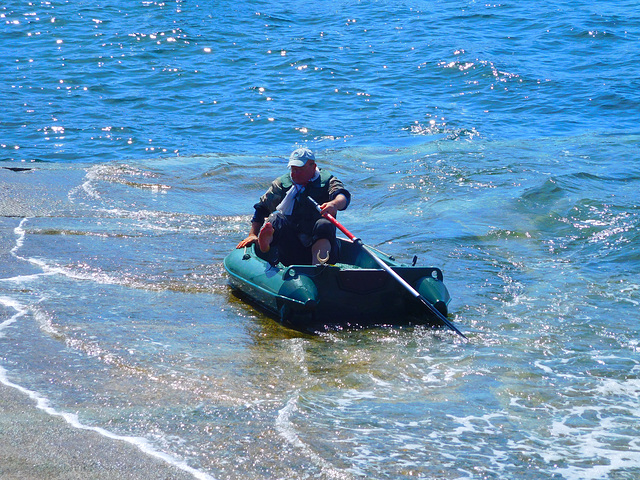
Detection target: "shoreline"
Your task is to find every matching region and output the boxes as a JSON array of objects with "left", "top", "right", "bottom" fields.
[
  {"left": 0, "top": 189, "right": 208, "bottom": 480},
  {"left": 0, "top": 380, "right": 198, "bottom": 480}
]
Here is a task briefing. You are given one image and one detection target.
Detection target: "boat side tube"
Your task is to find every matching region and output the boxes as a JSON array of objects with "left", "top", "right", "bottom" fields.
[
  {"left": 383, "top": 266, "right": 451, "bottom": 318},
  {"left": 223, "top": 247, "right": 319, "bottom": 321},
  {"left": 414, "top": 269, "right": 451, "bottom": 317},
  {"left": 278, "top": 266, "right": 319, "bottom": 310}
]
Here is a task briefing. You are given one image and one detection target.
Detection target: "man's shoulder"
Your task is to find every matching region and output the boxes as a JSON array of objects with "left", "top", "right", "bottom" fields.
[
  {"left": 310, "top": 169, "right": 334, "bottom": 186},
  {"left": 276, "top": 172, "right": 293, "bottom": 189},
  {"left": 320, "top": 169, "right": 334, "bottom": 182}
]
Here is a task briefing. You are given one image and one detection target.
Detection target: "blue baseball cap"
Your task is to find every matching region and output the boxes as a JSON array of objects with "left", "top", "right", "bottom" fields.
[{"left": 288, "top": 148, "right": 315, "bottom": 167}]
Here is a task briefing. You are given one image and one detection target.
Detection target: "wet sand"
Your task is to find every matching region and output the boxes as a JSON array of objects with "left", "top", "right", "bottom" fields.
[{"left": 0, "top": 382, "right": 195, "bottom": 480}]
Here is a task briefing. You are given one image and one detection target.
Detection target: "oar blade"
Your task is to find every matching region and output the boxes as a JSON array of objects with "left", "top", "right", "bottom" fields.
[{"left": 417, "top": 296, "right": 468, "bottom": 340}]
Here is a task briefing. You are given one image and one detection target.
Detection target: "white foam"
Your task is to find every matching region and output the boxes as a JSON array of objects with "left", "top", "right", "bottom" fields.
[
  {"left": 595, "top": 377, "right": 640, "bottom": 401},
  {"left": 547, "top": 401, "right": 640, "bottom": 480},
  {"left": 10, "top": 217, "right": 29, "bottom": 256},
  {"left": 8, "top": 217, "right": 52, "bottom": 281},
  {"left": 534, "top": 360, "right": 554, "bottom": 374},
  {"left": 0, "top": 272, "right": 52, "bottom": 284},
  {"left": 68, "top": 178, "right": 101, "bottom": 201},
  {"left": 0, "top": 296, "right": 28, "bottom": 337},
  {"left": 10, "top": 235, "right": 152, "bottom": 291},
  {"left": 446, "top": 412, "right": 505, "bottom": 437},
  {"left": 5, "top": 215, "right": 171, "bottom": 293}
]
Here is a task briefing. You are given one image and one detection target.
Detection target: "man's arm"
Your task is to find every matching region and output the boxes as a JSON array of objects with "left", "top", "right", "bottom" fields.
[
  {"left": 319, "top": 193, "right": 348, "bottom": 218},
  {"left": 235, "top": 178, "right": 285, "bottom": 249},
  {"left": 236, "top": 220, "right": 263, "bottom": 249}
]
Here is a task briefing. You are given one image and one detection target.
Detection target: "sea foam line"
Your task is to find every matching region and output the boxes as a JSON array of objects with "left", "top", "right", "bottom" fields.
[
  {"left": 10, "top": 217, "right": 28, "bottom": 256},
  {"left": 7, "top": 217, "right": 147, "bottom": 290},
  {"left": 0, "top": 296, "right": 28, "bottom": 338},
  {"left": 2, "top": 217, "right": 65, "bottom": 286},
  {"left": 0, "top": 300, "right": 215, "bottom": 480},
  {"left": 8, "top": 217, "right": 49, "bottom": 273},
  {"left": 10, "top": 217, "right": 57, "bottom": 271}
]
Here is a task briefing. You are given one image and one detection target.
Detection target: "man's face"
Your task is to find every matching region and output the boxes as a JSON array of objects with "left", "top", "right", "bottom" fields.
[{"left": 290, "top": 160, "right": 316, "bottom": 186}]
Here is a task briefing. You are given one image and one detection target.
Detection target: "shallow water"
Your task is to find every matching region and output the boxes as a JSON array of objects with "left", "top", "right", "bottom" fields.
[{"left": 2, "top": 1, "right": 640, "bottom": 479}]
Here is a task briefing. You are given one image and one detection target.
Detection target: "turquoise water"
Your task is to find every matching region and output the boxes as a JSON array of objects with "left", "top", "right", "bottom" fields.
[{"left": 2, "top": 1, "right": 640, "bottom": 479}]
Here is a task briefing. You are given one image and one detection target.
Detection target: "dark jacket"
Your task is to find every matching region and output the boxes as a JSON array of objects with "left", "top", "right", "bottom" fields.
[{"left": 251, "top": 170, "right": 350, "bottom": 235}]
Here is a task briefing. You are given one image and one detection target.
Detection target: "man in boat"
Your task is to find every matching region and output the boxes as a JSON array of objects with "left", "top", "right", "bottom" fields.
[{"left": 236, "top": 148, "right": 350, "bottom": 266}]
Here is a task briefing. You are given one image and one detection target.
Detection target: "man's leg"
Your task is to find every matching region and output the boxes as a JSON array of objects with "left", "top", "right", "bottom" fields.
[
  {"left": 311, "top": 238, "right": 331, "bottom": 264},
  {"left": 311, "top": 218, "right": 337, "bottom": 265},
  {"left": 259, "top": 212, "right": 308, "bottom": 266},
  {"left": 257, "top": 222, "right": 274, "bottom": 253}
]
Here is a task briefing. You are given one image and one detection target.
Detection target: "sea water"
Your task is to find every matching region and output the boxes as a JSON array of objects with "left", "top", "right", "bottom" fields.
[{"left": 1, "top": 1, "right": 639, "bottom": 479}]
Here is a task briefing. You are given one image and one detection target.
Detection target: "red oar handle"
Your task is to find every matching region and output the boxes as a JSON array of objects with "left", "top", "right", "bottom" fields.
[{"left": 307, "top": 196, "right": 358, "bottom": 242}]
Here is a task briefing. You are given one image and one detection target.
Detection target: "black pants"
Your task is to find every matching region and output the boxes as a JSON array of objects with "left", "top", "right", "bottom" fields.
[{"left": 264, "top": 211, "right": 337, "bottom": 266}]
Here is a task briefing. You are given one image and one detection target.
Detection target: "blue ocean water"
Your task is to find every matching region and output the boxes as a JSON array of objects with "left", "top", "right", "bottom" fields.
[{"left": 1, "top": 1, "right": 640, "bottom": 479}]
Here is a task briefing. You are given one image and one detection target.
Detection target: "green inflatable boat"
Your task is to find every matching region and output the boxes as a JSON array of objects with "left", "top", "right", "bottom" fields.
[{"left": 224, "top": 237, "right": 454, "bottom": 333}]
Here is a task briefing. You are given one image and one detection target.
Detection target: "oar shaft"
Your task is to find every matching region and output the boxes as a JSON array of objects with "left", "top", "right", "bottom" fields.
[
  {"left": 307, "top": 196, "right": 466, "bottom": 339},
  {"left": 363, "top": 244, "right": 467, "bottom": 340}
]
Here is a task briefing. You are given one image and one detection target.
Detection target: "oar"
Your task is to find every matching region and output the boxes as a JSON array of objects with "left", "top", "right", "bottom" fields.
[{"left": 308, "top": 197, "right": 467, "bottom": 340}]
